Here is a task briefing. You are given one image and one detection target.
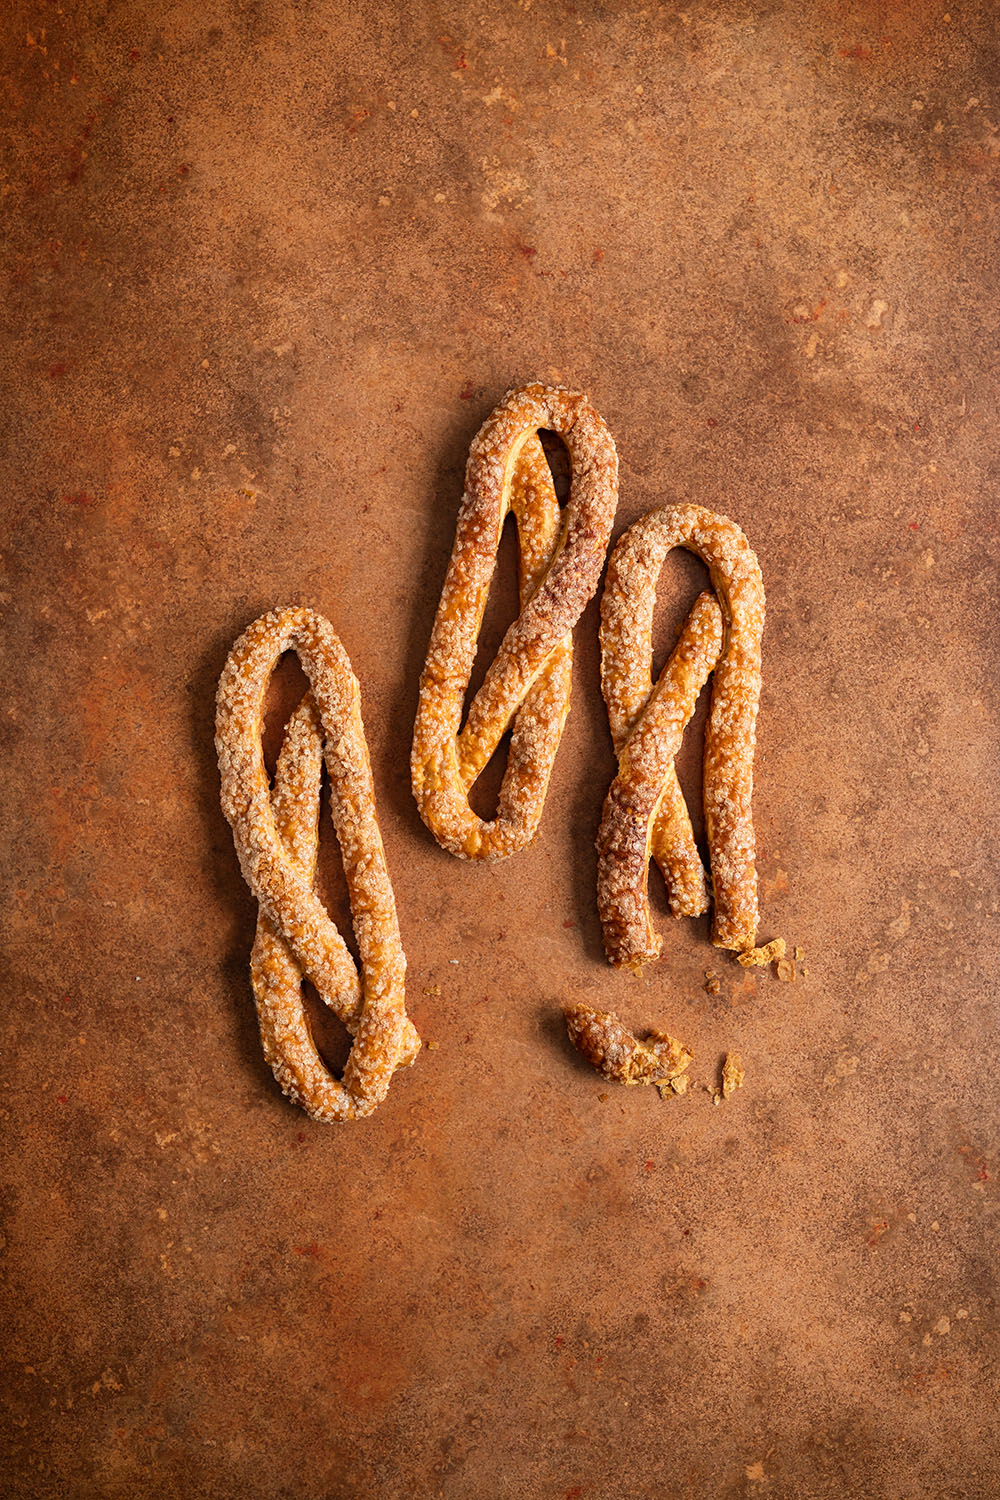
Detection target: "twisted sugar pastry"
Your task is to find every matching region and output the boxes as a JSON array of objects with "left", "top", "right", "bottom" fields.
[
  {"left": 216, "top": 608, "right": 419, "bottom": 1121},
  {"left": 598, "top": 504, "right": 765, "bottom": 968},
  {"left": 412, "top": 382, "right": 619, "bottom": 860}
]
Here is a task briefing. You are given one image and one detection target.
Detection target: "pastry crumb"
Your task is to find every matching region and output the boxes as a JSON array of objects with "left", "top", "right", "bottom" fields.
[
  {"left": 657, "top": 1073, "right": 690, "bottom": 1099},
  {"left": 775, "top": 958, "right": 795, "bottom": 982},
  {"left": 737, "top": 937, "right": 785, "bottom": 967},
  {"left": 721, "top": 1052, "right": 745, "bottom": 1098},
  {"left": 794, "top": 945, "right": 804, "bottom": 960}
]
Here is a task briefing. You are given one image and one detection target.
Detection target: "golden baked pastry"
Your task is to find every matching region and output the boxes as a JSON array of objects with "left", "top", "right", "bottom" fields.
[
  {"left": 216, "top": 607, "right": 419, "bottom": 1121},
  {"left": 412, "top": 382, "right": 619, "bottom": 860},
  {"left": 598, "top": 504, "right": 765, "bottom": 967}
]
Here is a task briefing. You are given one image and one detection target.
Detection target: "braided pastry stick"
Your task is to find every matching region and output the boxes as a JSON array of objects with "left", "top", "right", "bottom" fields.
[
  {"left": 412, "top": 382, "right": 619, "bottom": 860},
  {"left": 216, "top": 608, "right": 419, "bottom": 1121},
  {"left": 598, "top": 504, "right": 765, "bottom": 968}
]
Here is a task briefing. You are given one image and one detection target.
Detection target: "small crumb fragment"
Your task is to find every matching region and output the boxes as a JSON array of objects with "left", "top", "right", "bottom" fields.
[
  {"left": 794, "top": 946, "right": 804, "bottom": 960},
  {"left": 899, "top": 1310, "right": 912, "bottom": 1322},
  {"left": 775, "top": 958, "right": 795, "bottom": 982},
  {"left": 657, "top": 1073, "right": 690, "bottom": 1099},
  {"left": 737, "top": 937, "right": 785, "bottom": 967},
  {"left": 934, "top": 1316, "right": 950, "bottom": 1335},
  {"left": 426, "top": 1041, "right": 439, "bottom": 1051},
  {"left": 705, "top": 976, "right": 721, "bottom": 996},
  {"left": 721, "top": 1052, "right": 745, "bottom": 1099},
  {"left": 422, "top": 984, "right": 440, "bottom": 996}
]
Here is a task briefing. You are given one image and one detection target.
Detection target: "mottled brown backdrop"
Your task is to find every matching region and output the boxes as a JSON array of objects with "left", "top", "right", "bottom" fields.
[{"left": 3, "top": 1, "right": 999, "bottom": 1496}]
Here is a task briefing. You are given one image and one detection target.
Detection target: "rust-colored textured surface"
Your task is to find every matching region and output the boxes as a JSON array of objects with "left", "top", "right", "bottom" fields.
[{"left": 3, "top": 3, "right": 999, "bottom": 1496}]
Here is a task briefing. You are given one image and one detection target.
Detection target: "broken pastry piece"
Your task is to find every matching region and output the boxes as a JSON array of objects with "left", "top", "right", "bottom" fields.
[
  {"left": 721, "top": 1052, "right": 745, "bottom": 1098},
  {"left": 736, "top": 936, "right": 786, "bottom": 968},
  {"left": 565, "top": 1003, "right": 692, "bottom": 1090},
  {"left": 711, "top": 1052, "right": 746, "bottom": 1105}
]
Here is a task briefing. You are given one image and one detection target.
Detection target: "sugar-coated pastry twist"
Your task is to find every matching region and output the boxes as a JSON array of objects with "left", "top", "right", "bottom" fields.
[
  {"left": 598, "top": 504, "right": 765, "bottom": 967},
  {"left": 606, "top": 589, "right": 724, "bottom": 923},
  {"left": 412, "top": 382, "right": 619, "bottom": 860},
  {"left": 216, "top": 608, "right": 419, "bottom": 1121}
]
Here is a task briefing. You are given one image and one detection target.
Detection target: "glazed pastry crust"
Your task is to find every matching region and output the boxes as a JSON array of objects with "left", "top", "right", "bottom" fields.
[
  {"left": 216, "top": 607, "right": 419, "bottom": 1122},
  {"left": 412, "top": 382, "right": 619, "bottom": 861},
  {"left": 598, "top": 504, "right": 765, "bottom": 965}
]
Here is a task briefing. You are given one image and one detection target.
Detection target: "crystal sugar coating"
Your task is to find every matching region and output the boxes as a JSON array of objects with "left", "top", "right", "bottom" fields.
[
  {"left": 412, "top": 382, "right": 619, "bottom": 860},
  {"left": 216, "top": 607, "right": 419, "bottom": 1121},
  {"left": 598, "top": 503, "right": 765, "bottom": 966}
]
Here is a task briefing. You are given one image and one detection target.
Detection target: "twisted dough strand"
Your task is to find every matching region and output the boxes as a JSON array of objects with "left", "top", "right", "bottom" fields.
[
  {"left": 607, "top": 589, "right": 724, "bottom": 923},
  {"left": 412, "top": 383, "right": 619, "bottom": 860},
  {"left": 216, "top": 608, "right": 419, "bottom": 1121},
  {"left": 598, "top": 504, "right": 765, "bottom": 967}
]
